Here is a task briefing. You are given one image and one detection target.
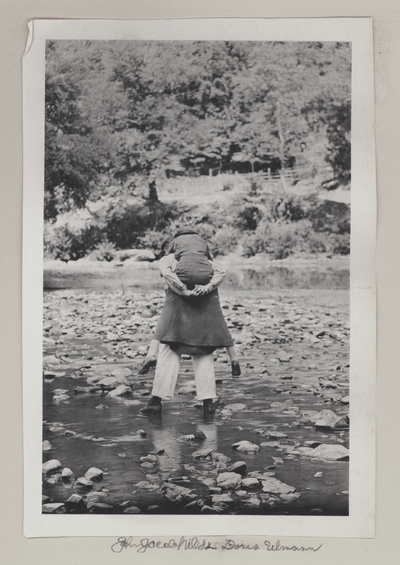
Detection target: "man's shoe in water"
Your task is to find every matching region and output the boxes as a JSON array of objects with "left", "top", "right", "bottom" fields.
[{"left": 139, "top": 396, "right": 162, "bottom": 415}]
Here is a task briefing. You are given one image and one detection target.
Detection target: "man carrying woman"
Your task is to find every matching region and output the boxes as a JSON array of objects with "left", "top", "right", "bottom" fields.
[{"left": 140, "top": 227, "right": 239, "bottom": 417}]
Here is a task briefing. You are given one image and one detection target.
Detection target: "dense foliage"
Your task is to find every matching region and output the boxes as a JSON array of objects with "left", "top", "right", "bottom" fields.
[{"left": 45, "top": 40, "right": 351, "bottom": 260}]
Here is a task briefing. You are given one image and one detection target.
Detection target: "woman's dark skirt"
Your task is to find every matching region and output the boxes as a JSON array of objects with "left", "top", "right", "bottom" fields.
[{"left": 153, "top": 288, "right": 234, "bottom": 348}]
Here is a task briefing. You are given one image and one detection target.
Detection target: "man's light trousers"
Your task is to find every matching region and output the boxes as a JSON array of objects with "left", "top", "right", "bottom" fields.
[{"left": 151, "top": 343, "right": 217, "bottom": 400}]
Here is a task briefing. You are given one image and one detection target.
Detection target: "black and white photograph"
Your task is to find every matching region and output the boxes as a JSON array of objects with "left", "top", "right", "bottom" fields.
[{"left": 22, "top": 18, "right": 376, "bottom": 538}]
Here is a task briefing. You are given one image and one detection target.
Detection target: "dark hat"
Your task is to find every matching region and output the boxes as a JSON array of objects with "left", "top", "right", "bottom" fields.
[{"left": 175, "top": 226, "right": 198, "bottom": 238}]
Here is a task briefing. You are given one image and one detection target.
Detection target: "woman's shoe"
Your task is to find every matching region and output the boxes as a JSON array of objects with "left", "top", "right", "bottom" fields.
[
  {"left": 138, "top": 356, "right": 157, "bottom": 375},
  {"left": 231, "top": 360, "right": 241, "bottom": 377},
  {"left": 139, "top": 396, "right": 162, "bottom": 415}
]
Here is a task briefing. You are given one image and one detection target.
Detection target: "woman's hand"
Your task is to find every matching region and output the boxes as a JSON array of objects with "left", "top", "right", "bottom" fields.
[{"left": 192, "top": 284, "right": 212, "bottom": 296}]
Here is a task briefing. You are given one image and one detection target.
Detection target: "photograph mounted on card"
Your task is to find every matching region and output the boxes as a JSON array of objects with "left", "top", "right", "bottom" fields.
[{"left": 23, "top": 17, "right": 376, "bottom": 538}]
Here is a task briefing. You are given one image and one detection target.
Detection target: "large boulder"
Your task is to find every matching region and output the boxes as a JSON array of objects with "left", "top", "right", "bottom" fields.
[
  {"left": 312, "top": 444, "right": 350, "bottom": 461},
  {"left": 216, "top": 472, "right": 242, "bottom": 490},
  {"left": 85, "top": 467, "right": 104, "bottom": 481},
  {"left": 227, "top": 461, "right": 247, "bottom": 476},
  {"left": 310, "top": 409, "right": 349, "bottom": 430},
  {"left": 42, "top": 459, "right": 62, "bottom": 475},
  {"left": 261, "top": 477, "right": 296, "bottom": 495}
]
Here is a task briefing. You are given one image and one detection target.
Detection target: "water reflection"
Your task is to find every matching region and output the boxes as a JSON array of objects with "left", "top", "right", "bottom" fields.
[
  {"left": 44, "top": 265, "right": 349, "bottom": 291},
  {"left": 224, "top": 268, "right": 349, "bottom": 290}
]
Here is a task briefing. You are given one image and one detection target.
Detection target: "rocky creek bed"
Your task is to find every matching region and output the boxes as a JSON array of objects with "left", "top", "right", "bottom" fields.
[{"left": 42, "top": 287, "right": 349, "bottom": 516}]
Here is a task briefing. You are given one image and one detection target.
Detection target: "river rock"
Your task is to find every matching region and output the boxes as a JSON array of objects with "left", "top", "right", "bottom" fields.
[
  {"left": 246, "top": 497, "right": 261, "bottom": 506},
  {"left": 53, "top": 394, "right": 70, "bottom": 404},
  {"left": 277, "top": 351, "right": 292, "bottom": 362},
  {"left": 135, "top": 481, "right": 159, "bottom": 490},
  {"left": 304, "top": 440, "right": 323, "bottom": 448},
  {"left": 227, "top": 461, "right": 247, "bottom": 475},
  {"left": 98, "top": 376, "right": 118, "bottom": 387},
  {"left": 315, "top": 413, "right": 349, "bottom": 430},
  {"left": 280, "top": 492, "right": 301, "bottom": 503},
  {"left": 267, "top": 431, "right": 288, "bottom": 440},
  {"left": 178, "top": 383, "right": 197, "bottom": 395},
  {"left": 43, "top": 355, "right": 62, "bottom": 365},
  {"left": 62, "top": 467, "right": 74, "bottom": 480},
  {"left": 42, "top": 440, "right": 52, "bottom": 452},
  {"left": 224, "top": 403, "right": 247, "bottom": 412},
  {"left": 95, "top": 404, "right": 109, "bottom": 410},
  {"left": 241, "top": 478, "right": 260, "bottom": 489},
  {"left": 42, "top": 459, "right": 62, "bottom": 475},
  {"left": 108, "top": 384, "right": 131, "bottom": 397},
  {"left": 231, "top": 440, "right": 260, "bottom": 454},
  {"left": 216, "top": 472, "right": 242, "bottom": 490},
  {"left": 85, "top": 467, "right": 104, "bottom": 481},
  {"left": 261, "top": 477, "right": 296, "bottom": 495},
  {"left": 211, "top": 494, "right": 234, "bottom": 504},
  {"left": 201, "top": 505, "right": 223, "bottom": 514},
  {"left": 42, "top": 503, "right": 66, "bottom": 514},
  {"left": 65, "top": 494, "right": 85, "bottom": 510},
  {"left": 340, "top": 396, "right": 350, "bottom": 404},
  {"left": 212, "top": 452, "right": 230, "bottom": 464},
  {"left": 312, "top": 444, "right": 350, "bottom": 461},
  {"left": 137, "top": 345, "right": 148, "bottom": 356},
  {"left": 162, "top": 483, "right": 194, "bottom": 502},
  {"left": 192, "top": 448, "right": 214, "bottom": 460},
  {"left": 111, "top": 367, "right": 132, "bottom": 379},
  {"left": 184, "top": 500, "right": 204, "bottom": 511},
  {"left": 75, "top": 477, "right": 94, "bottom": 490},
  {"left": 88, "top": 502, "right": 114, "bottom": 513},
  {"left": 123, "top": 506, "right": 141, "bottom": 514}
]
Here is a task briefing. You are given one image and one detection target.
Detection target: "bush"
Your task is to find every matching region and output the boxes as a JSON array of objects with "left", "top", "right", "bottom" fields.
[
  {"left": 44, "top": 223, "right": 102, "bottom": 261},
  {"left": 306, "top": 231, "right": 328, "bottom": 254},
  {"left": 137, "top": 229, "right": 172, "bottom": 257},
  {"left": 241, "top": 220, "right": 313, "bottom": 259},
  {"left": 237, "top": 205, "right": 263, "bottom": 231},
  {"left": 330, "top": 233, "right": 350, "bottom": 255},
  {"left": 89, "top": 240, "right": 117, "bottom": 262},
  {"left": 210, "top": 226, "right": 239, "bottom": 256}
]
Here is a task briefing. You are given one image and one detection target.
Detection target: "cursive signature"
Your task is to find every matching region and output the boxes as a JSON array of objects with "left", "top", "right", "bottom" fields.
[
  {"left": 111, "top": 536, "right": 323, "bottom": 554},
  {"left": 111, "top": 536, "right": 218, "bottom": 553}
]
